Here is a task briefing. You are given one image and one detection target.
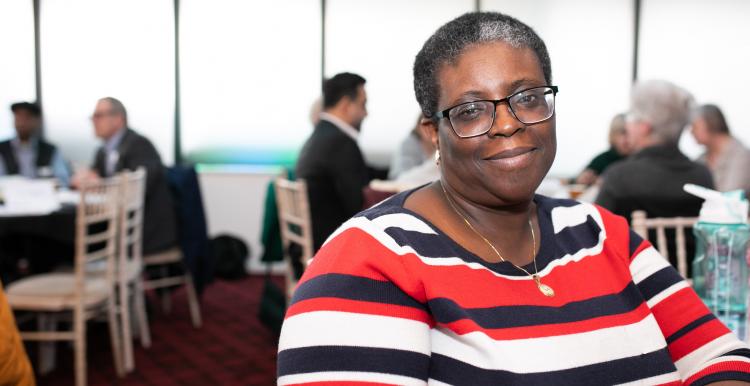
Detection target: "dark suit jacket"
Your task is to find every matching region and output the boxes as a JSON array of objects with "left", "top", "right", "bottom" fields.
[
  {"left": 93, "top": 128, "right": 177, "bottom": 254},
  {"left": 596, "top": 144, "right": 714, "bottom": 274},
  {"left": 295, "top": 119, "right": 368, "bottom": 251}
]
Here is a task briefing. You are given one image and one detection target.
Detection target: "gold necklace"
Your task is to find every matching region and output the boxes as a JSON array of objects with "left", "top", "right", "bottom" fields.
[{"left": 439, "top": 182, "right": 555, "bottom": 297}]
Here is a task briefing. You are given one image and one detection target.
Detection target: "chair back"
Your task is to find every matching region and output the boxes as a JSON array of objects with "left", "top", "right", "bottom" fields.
[
  {"left": 631, "top": 210, "right": 698, "bottom": 278},
  {"left": 118, "top": 168, "right": 147, "bottom": 280},
  {"left": 273, "top": 176, "right": 313, "bottom": 298},
  {"left": 74, "top": 178, "right": 121, "bottom": 304}
]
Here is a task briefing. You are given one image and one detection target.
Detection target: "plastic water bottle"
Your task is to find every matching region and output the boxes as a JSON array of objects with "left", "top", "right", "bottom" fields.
[{"left": 685, "top": 184, "right": 750, "bottom": 341}]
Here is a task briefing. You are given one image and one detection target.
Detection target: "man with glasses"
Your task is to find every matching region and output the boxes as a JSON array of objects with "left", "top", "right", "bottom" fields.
[
  {"left": 296, "top": 72, "right": 370, "bottom": 252},
  {"left": 72, "top": 97, "right": 177, "bottom": 255}
]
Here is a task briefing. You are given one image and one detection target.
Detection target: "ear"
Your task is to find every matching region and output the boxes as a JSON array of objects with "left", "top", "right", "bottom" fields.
[{"left": 419, "top": 116, "right": 439, "bottom": 150}]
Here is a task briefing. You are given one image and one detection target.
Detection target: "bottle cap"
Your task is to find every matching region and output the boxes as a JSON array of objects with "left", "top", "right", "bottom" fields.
[{"left": 684, "top": 184, "right": 749, "bottom": 224}]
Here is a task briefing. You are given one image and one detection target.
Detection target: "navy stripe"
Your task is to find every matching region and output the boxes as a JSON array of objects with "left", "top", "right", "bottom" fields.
[
  {"left": 429, "top": 281, "right": 645, "bottom": 329},
  {"left": 666, "top": 313, "right": 716, "bottom": 344},
  {"left": 430, "top": 348, "right": 676, "bottom": 386},
  {"left": 290, "top": 273, "right": 427, "bottom": 311},
  {"left": 554, "top": 214, "right": 601, "bottom": 259},
  {"left": 629, "top": 230, "right": 645, "bottom": 257},
  {"left": 277, "top": 346, "right": 430, "bottom": 379},
  {"left": 692, "top": 371, "right": 750, "bottom": 386},
  {"left": 637, "top": 266, "right": 685, "bottom": 301},
  {"left": 722, "top": 348, "right": 750, "bottom": 360}
]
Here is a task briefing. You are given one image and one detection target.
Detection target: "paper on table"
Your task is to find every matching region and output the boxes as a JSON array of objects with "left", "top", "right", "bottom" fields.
[{"left": 0, "top": 178, "right": 61, "bottom": 216}]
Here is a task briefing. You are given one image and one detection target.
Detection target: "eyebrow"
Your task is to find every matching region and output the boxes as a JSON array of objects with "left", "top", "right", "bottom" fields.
[{"left": 446, "top": 77, "right": 543, "bottom": 108}]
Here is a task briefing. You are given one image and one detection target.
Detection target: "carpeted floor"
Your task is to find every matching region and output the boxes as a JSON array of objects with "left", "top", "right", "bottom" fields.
[{"left": 32, "top": 275, "right": 282, "bottom": 386}]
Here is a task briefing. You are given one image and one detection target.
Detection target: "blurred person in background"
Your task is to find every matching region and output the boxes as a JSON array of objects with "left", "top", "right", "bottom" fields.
[
  {"left": 72, "top": 97, "right": 177, "bottom": 255},
  {"left": 0, "top": 102, "right": 70, "bottom": 186},
  {"left": 596, "top": 80, "right": 713, "bottom": 272},
  {"left": 296, "top": 73, "right": 370, "bottom": 251},
  {"left": 574, "top": 113, "right": 630, "bottom": 186},
  {"left": 691, "top": 104, "right": 750, "bottom": 198},
  {"left": 388, "top": 114, "right": 436, "bottom": 179}
]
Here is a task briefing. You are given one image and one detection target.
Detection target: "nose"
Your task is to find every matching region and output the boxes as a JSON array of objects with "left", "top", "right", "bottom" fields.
[{"left": 487, "top": 101, "right": 523, "bottom": 137}]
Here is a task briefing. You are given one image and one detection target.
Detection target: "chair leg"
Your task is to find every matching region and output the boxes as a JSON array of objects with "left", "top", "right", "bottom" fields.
[
  {"left": 107, "top": 299, "right": 125, "bottom": 377},
  {"left": 74, "top": 307, "right": 87, "bottom": 386},
  {"left": 120, "top": 281, "right": 134, "bottom": 372},
  {"left": 159, "top": 266, "right": 172, "bottom": 314},
  {"left": 184, "top": 272, "right": 202, "bottom": 328},
  {"left": 134, "top": 279, "right": 151, "bottom": 348},
  {"left": 37, "top": 314, "right": 57, "bottom": 375}
]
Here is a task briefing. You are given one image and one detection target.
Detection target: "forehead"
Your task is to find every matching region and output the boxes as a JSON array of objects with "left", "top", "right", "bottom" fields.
[
  {"left": 94, "top": 100, "right": 111, "bottom": 111},
  {"left": 436, "top": 41, "right": 545, "bottom": 105}
]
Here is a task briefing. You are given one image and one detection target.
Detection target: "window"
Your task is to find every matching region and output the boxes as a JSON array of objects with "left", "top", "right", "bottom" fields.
[
  {"left": 482, "top": 0, "right": 634, "bottom": 176},
  {"left": 0, "top": 0, "right": 36, "bottom": 140},
  {"left": 180, "top": 0, "right": 322, "bottom": 166},
  {"left": 41, "top": 0, "right": 175, "bottom": 166},
  {"left": 325, "top": 0, "right": 474, "bottom": 166}
]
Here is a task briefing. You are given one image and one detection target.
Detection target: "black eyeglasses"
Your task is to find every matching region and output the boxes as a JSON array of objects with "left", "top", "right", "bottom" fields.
[{"left": 433, "top": 86, "right": 558, "bottom": 138}]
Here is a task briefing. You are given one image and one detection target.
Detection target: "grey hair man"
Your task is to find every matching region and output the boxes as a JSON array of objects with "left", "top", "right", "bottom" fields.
[{"left": 596, "top": 80, "right": 713, "bottom": 274}]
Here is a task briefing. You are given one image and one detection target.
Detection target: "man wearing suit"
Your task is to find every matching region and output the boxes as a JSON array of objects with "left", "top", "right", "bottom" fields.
[
  {"left": 73, "top": 97, "right": 177, "bottom": 254},
  {"left": 296, "top": 73, "right": 369, "bottom": 251},
  {"left": 0, "top": 102, "right": 70, "bottom": 186}
]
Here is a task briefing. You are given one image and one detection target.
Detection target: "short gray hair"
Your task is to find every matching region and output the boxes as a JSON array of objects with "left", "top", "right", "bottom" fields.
[
  {"left": 99, "top": 96, "right": 128, "bottom": 124},
  {"left": 629, "top": 80, "right": 694, "bottom": 145},
  {"left": 413, "top": 12, "right": 552, "bottom": 119}
]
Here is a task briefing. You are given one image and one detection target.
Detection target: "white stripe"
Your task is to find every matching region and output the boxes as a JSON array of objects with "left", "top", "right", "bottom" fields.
[
  {"left": 646, "top": 281, "right": 691, "bottom": 308},
  {"left": 615, "top": 371, "right": 681, "bottom": 385},
  {"left": 278, "top": 371, "right": 426, "bottom": 385},
  {"left": 550, "top": 202, "right": 604, "bottom": 234},
  {"left": 675, "top": 332, "right": 749, "bottom": 379},
  {"left": 427, "top": 379, "right": 452, "bottom": 386},
  {"left": 429, "top": 314, "right": 667, "bottom": 373},
  {"left": 278, "top": 311, "right": 431, "bottom": 355},
  {"left": 320, "top": 214, "right": 604, "bottom": 281},
  {"left": 371, "top": 213, "right": 438, "bottom": 235},
  {"left": 630, "top": 246, "right": 671, "bottom": 284}
]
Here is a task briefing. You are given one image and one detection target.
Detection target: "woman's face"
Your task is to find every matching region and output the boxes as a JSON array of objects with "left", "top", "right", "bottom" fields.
[{"left": 430, "top": 41, "right": 556, "bottom": 207}]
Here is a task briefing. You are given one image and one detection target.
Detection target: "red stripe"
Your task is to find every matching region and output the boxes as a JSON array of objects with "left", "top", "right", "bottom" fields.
[
  {"left": 301, "top": 227, "right": 427, "bottom": 302},
  {"left": 440, "top": 302, "right": 653, "bottom": 340},
  {"left": 668, "top": 319, "right": 731, "bottom": 361},
  {"left": 655, "top": 381, "right": 682, "bottom": 386},
  {"left": 684, "top": 360, "right": 750, "bottom": 385},
  {"left": 285, "top": 297, "right": 434, "bottom": 326},
  {"left": 650, "top": 287, "right": 713, "bottom": 338}
]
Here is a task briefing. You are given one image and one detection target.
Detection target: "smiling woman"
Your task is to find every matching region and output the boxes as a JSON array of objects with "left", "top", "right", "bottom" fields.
[{"left": 277, "top": 12, "right": 750, "bottom": 385}]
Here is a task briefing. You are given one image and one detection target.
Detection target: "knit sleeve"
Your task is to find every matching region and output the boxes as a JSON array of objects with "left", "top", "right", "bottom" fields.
[
  {"left": 277, "top": 216, "right": 432, "bottom": 385},
  {"left": 627, "top": 228, "right": 750, "bottom": 385}
]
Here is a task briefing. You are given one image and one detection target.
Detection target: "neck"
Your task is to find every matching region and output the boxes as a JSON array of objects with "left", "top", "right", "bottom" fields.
[
  {"left": 438, "top": 181, "right": 537, "bottom": 266},
  {"left": 322, "top": 108, "right": 351, "bottom": 128}
]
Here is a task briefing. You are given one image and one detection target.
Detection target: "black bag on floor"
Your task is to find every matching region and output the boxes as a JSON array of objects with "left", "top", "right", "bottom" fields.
[{"left": 210, "top": 234, "right": 249, "bottom": 280}]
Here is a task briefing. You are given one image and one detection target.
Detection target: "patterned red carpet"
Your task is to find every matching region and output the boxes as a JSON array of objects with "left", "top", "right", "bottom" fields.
[{"left": 34, "top": 275, "right": 281, "bottom": 386}]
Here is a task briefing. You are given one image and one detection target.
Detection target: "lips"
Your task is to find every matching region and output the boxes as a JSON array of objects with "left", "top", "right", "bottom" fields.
[
  {"left": 484, "top": 146, "right": 536, "bottom": 160},
  {"left": 482, "top": 146, "right": 537, "bottom": 170}
]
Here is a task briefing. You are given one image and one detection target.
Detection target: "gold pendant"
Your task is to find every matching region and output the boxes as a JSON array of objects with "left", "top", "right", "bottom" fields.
[{"left": 533, "top": 275, "right": 555, "bottom": 297}]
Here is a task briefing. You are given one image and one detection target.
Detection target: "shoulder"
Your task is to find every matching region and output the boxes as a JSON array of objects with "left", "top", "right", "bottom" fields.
[{"left": 0, "top": 139, "right": 11, "bottom": 148}]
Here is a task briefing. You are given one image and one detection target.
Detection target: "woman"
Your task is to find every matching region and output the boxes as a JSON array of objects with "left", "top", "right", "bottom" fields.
[
  {"left": 575, "top": 113, "right": 630, "bottom": 186},
  {"left": 278, "top": 12, "right": 750, "bottom": 385}
]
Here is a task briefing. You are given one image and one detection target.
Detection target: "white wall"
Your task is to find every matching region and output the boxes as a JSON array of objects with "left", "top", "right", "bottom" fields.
[{"left": 198, "top": 166, "right": 285, "bottom": 274}]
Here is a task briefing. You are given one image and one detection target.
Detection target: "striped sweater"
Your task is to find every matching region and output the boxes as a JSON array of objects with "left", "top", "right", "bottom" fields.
[{"left": 278, "top": 191, "right": 750, "bottom": 385}]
